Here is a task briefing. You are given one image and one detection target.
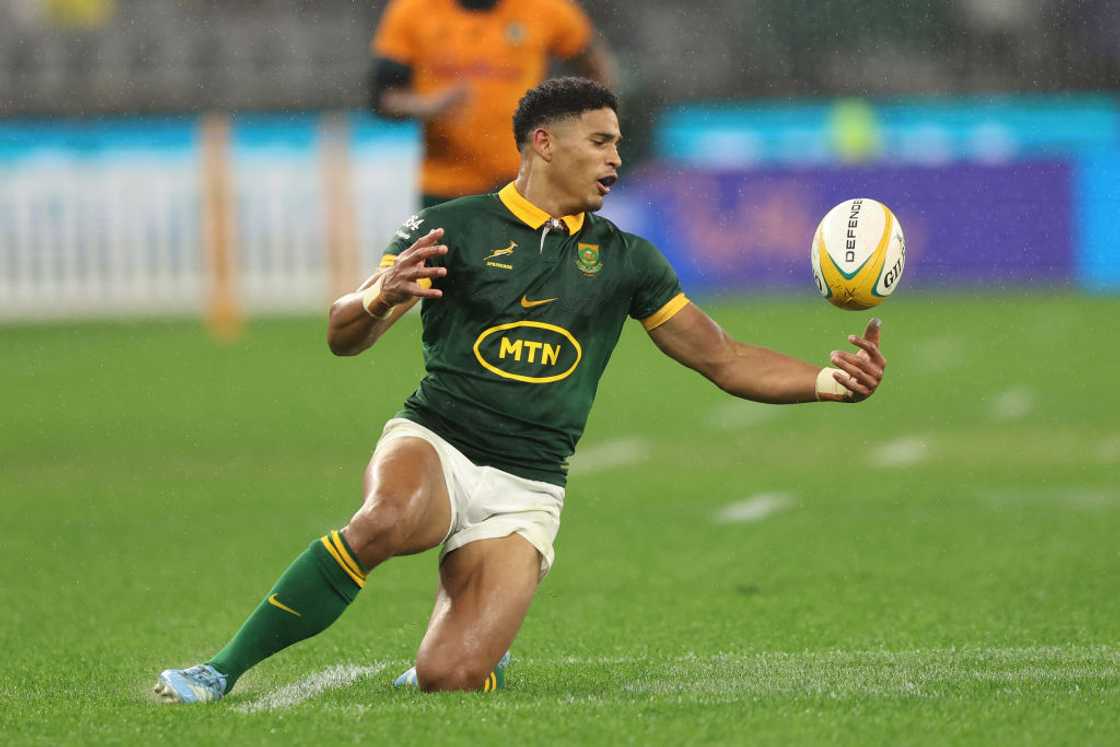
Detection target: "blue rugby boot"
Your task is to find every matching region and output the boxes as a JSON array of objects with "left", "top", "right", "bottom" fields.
[
  {"left": 154, "top": 663, "right": 228, "bottom": 704},
  {"left": 392, "top": 651, "right": 511, "bottom": 692},
  {"left": 392, "top": 665, "right": 419, "bottom": 688}
]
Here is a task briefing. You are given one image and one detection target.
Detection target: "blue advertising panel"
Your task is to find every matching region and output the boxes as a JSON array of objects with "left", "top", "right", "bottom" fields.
[
  {"left": 1076, "top": 152, "right": 1120, "bottom": 292},
  {"left": 0, "top": 117, "right": 197, "bottom": 159},
  {"left": 657, "top": 96, "right": 1119, "bottom": 167},
  {"left": 651, "top": 96, "right": 1118, "bottom": 292},
  {"left": 604, "top": 160, "right": 1075, "bottom": 294}
]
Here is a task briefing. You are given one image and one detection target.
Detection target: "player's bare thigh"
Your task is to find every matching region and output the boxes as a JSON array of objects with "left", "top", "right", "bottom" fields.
[
  {"left": 414, "top": 534, "right": 541, "bottom": 691},
  {"left": 341, "top": 436, "right": 453, "bottom": 570}
]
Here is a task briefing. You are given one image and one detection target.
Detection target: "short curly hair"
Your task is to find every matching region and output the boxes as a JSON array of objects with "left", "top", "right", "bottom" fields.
[{"left": 512, "top": 77, "right": 619, "bottom": 148}]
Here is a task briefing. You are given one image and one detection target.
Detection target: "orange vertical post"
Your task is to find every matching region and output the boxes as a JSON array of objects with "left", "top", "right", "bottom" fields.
[
  {"left": 200, "top": 113, "right": 242, "bottom": 342},
  {"left": 321, "top": 112, "right": 361, "bottom": 303}
]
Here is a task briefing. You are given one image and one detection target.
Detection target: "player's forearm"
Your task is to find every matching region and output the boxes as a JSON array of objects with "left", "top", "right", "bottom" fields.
[
  {"left": 377, "top": 89, "right": 442, "bottom": 121},
  {"left": 708, "top": 341, "right": 821, "bottom": 404},
  {"left": 329, "top": 229, "right": 445, "bottom": 356},
  {"left": 326, "top": 292, "right": 395, "bottom": 356}
]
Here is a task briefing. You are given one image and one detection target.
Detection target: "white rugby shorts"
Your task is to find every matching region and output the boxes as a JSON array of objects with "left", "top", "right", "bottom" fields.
[{"left": 375, "top": 418, "right": 565, "bottom": 578}]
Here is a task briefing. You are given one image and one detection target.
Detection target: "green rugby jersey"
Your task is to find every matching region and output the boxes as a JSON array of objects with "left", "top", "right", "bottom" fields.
[{"left": 382, "top": 183, "right": 689, "bottom": 486}]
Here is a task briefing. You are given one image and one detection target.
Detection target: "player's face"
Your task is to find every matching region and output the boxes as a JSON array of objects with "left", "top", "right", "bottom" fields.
[{"left": 549, "top": 108, "right": 622, "bottom": 213}]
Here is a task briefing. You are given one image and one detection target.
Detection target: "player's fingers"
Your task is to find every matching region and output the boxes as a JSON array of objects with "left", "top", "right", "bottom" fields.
[
  {"left": 411, "top": 227, "right": 443, "bottom": 247},
  {"left": 410, "top": 265, "right": 448, "bottom": 280},
  {"left": 407, "top": 283, "right": 443, "bottom": 299},
  {"left": 863, "top": 317, "right": 882, "bottom": 346},
  {"left": 832, "top": 350, "right": 882, "bottom": 378},
  {"left": 848, "top": 335, "right": 887, "bottom": 367},
  {"left": 400, "top": 228, "right": 444, "bottom": 257},
  {"left": 400, "top": 243, "right": 449, "bottom": 265},
  {"left": 833, "top": 369, "right": 871, "bottom": 398},
  {"left": 830, "top": 351, "right": 881, "bottom": 389}
]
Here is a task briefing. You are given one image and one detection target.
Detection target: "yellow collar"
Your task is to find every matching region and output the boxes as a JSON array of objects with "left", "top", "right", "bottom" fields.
[{"left": 498, "top": 182, "right": 585, "bottom": 234}]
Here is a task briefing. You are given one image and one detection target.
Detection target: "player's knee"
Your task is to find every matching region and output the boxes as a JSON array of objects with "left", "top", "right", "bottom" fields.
[
  {"left": 414, "top": 658, "right": 489, "bottom": 693},
  {"left": 344, "top": 489, "right": 418, "bottom": 563}
]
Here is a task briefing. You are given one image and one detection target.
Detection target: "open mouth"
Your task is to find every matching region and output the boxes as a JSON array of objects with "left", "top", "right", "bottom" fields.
[{"left": 596, "top": 175, "right": 618, "bottom": 194}]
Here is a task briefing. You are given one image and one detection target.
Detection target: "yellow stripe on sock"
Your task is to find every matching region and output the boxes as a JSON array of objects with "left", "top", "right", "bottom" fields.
[
  {"left": 482, "top": 673, "right": 492, "bottom": 692},
  {"left": 320, "top": 536, "right": 365, "bottom": 589},
  {"left": 329, "top": 530, "right": 367, "bottom": 580}
]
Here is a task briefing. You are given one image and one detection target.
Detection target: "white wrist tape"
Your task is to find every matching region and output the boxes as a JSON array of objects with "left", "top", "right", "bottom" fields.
[
  {"left": 361, "top": 276, "right": 393, "bottom": 320},
  {"left": 816, "top": 366, "right": 854, "bottom": 401}
]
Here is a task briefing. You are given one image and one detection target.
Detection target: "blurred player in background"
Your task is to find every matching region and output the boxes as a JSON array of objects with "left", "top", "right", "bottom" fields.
[
  {"left": 369, "top": 0, "right": 614, "bottom": 208},
  {"left": 154, "top": 77, "right": 887, "bottom": 703}
]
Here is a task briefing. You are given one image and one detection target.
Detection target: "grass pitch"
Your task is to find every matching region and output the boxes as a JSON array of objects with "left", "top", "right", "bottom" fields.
[{"left": 2, "top": 293, "right": 1119, "bottom": 745}]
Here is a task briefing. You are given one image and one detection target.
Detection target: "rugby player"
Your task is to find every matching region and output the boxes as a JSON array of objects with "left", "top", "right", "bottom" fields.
[
  {"left": 370, "top": 0, "right": 614, "bottom": 208},
  {"left": 155, "top": 77, "right": 886, "bottom": 702}
]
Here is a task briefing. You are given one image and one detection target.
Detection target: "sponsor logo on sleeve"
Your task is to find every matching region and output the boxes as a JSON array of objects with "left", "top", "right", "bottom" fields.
[{"left": 395, "top": 214, "right": 425, "bottom": 240}]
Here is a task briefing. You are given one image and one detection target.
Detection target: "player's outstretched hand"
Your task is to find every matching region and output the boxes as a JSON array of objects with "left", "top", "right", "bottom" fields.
[
  {"left": 379, "top": 228, "right": 449, "bottom": 305},
  {"left": 826, "top": 317, "right": 886, "bottom": 403}
]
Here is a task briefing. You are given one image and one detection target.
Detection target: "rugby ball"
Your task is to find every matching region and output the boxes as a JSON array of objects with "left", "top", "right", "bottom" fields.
[{"left": 811, "top": 198, "right": 906, "bottom": 310}]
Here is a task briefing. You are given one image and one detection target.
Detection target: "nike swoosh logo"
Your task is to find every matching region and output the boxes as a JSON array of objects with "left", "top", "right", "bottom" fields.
[
  {"left": 520, "top": 294, "right": 558, "bottom": 309},
  {"left": 267, "top": 594, "right": 302, "bottom": 617}
]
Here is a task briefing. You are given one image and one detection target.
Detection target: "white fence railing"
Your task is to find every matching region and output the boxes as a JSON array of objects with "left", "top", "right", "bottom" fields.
[{"left": 0, "top": 114, "right": 419, "bottom": 322}]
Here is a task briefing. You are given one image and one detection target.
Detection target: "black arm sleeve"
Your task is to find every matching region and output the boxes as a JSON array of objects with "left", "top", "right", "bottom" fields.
[{"left": 369, "top": 57, "right": 414, "bottom": 115}]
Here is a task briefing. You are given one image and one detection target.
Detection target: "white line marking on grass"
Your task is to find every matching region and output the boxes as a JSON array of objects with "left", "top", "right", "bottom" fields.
[
  {"left": 705, "top": 401, "right": 781, "bottom": 430},
  {"left": 1033, "top": 308, "right": 1078, "bottom": 336},
  {"left": 913, "top": 335, "right": 966, "bottom": 374},
  {"left": 311, "top": 647, "right": 1118, "bottom": 711},
  {"left": 989, "top": 387, "right": 1035, "bottom": 420},
  {"left": 618, "top": 646, "right": 1120, "bottom": 700},
  {"left": 235, "top": 662, "right": 387, "bottom": 713},
  {"left": 1063, "top": 491, "right": 1120, "bottom": 509},
  {"left": 715, "top": 493, "right": 795, "bottom": 524},
  {"left": 869, "top": 436, "right": 929, "bottom": 467},
  {"left": 548, "top": 655, "right": 643, "bottom": 666},
  {"left": 1097, "top": 436, "right": 1120, "bottom": 463},
  {"left": 569, "top": 437, "right": 650, "bottom": 475}
]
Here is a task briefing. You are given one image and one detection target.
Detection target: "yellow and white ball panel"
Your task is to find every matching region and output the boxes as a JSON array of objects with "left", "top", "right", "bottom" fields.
[
  {"left": 873, "top": 210, "right": 906, "bottom": 300},
  {"left": 811, "top": 198, "right": 905, "bottom": 310}
]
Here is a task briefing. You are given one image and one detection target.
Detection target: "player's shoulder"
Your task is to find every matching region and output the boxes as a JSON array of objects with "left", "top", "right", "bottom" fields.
[
  {"left": 421, "top": 194, "right": 503, "bottom": 226},
  {"left": 584, "top": 213, "right": 657, "bottom": 253},
  {"left": 429, "top": 193, "right": 496, "bottom": 213},
  {"left": 583, "top": 213, "right": 672, "bottom": 282},
  {"left": 387, "top": 194, "right": 503, "bottom": 245}
]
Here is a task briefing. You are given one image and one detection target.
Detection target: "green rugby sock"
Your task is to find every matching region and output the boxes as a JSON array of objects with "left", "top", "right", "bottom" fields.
[{"left": 208, "top": 530, "right": 367, "bottom": 690}]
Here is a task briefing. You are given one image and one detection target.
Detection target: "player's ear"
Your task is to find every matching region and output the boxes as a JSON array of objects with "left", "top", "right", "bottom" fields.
[{"left": 530, "top": 127, "right": 553, "bottom": 162}]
